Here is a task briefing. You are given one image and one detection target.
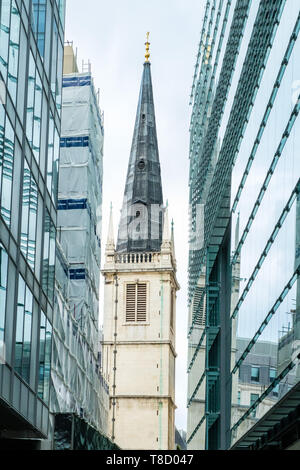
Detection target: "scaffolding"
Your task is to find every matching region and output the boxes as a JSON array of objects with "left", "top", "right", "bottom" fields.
[{"left": 50, "top": 53, "right": 108, "bottom": 435}]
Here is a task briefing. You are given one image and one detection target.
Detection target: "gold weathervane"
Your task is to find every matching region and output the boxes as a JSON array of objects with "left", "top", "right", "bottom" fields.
[{"left": 145, "top": 32, "right": 150, "bottom": 62}]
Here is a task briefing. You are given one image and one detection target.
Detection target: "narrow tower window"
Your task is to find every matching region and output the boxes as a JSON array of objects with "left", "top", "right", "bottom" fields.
[{"left": 125, "top": 283, "right": 147, "bottom": 322}]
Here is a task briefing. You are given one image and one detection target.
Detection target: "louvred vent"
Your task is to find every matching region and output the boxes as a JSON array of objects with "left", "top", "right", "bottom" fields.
[
  {"left": 126, "top": 283, "right": 147, "bottom": 322},
  {"left": 126, "top": 284, "right": 136, "bottom": 322},
  {"left": 137, "top": 283, "right": 147, "bottom": 322}
]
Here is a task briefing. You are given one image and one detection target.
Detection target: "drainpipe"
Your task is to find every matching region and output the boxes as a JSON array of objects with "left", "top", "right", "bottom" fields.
[{"left": 111, "top": 273, "right": 118, "bottom": 442}]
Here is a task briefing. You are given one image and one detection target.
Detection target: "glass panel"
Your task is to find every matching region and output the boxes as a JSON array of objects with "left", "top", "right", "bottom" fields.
[
  {"left": 48, "top": 220, "right": 56, "bottom": 303},
  {"left": 16, "top": 24, "right": 27, "bottom": 122},
  {"left": 20, "top": 159, "right": 30, "bottom": 261},
  {"left": 0, "top": 107, "right": 4, "bottom": 196},
  {"left": 1, "top": 115, "right": 14, "bottom": 227},
  {"left": 42, "top": 210, "right": 50, "bottom": 296},
  {"left": 0, "top": 244, "right": 8, "bottom": 344},
  {"left": 43, "top": 319, "right": 52, "bottom": 402},
  {"left": 15, "top": 275, "right": 25, "bottom": 375},
  {"left": 50, "top": 20, "right": 58, "bottom": 100},
  {"left": 7, "top": 0, "right": 20, "bottom": 104},
  {"left": 26, "top": 51, "right": 35, "bottom": 147},
  {"left": 56, "top": 38, "right": 63, "bottom": 112},
  {"left": 0, "top": 0, "right": 11, "bottom": 82},
  {"left": 46, "top": 112, "right": 54, "bottom": 194},
  {"left": 33, "top": 69, "right": 42, "bottom": 163},
  {"left": 28, "top": 170, "right": 38, "bottom": 270},
  {"left": 32, "top": 0, "right": 47, "bottom": 58},
  {"left": 22, "top": 286, "right": 33, "bottom": 383},
  {"left": 250, "top": 367, "right": 259, "bottom": 383},
  {"left": 42, "top": 211, "right": 56, "bottom": 303},
  {"left": 56, "top": 0, "right": 65, "bottom": 26},
  {"left": 21, "top": 159, "right": 38, "bottom": 270},
  {"left": 51, "top": 126, "right": 59, "bottom": 203},
  {"left": 15, "top": 276, "right": 33, "bottom": 384},
  {"left": 38, "top": 311, "right": 46, "bottom": 399}
]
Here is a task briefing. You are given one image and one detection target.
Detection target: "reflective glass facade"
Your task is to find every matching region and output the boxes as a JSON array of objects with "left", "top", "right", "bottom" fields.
[
  {"left": 0, "top": 0, "right": 65, "bottom": 440},
  {"left": 187, "top": 0, "right": 300, "bottom": 450}
]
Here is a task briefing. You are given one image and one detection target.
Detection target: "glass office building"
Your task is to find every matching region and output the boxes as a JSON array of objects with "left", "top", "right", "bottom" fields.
[
  {"left": 0, "top": 0, "right": 65, "bottom": 444},
  {"left": 187, "top": 0, "right": 300, "bottom": 450}
]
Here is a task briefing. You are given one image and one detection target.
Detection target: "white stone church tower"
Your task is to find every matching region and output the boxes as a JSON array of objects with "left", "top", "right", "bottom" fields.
[{"left": 102, "top": 42, "right": 179, "bottom": 450}]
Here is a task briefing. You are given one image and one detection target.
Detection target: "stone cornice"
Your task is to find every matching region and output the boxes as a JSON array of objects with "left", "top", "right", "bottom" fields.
[{"left": 102, "top": 340, "right": 177, "bottom": 357}]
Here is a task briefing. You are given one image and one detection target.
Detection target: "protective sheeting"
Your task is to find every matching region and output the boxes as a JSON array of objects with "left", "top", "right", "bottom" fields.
[
  {"left": 51, "top": 274, "right": 108, "bottom": 433},
  {"left": 51, "top": 73, "right": 107, "bottom": 435}
]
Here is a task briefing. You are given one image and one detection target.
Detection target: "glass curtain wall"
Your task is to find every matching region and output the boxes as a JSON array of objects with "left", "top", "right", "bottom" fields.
[
  {"left": 230, "top": 2, "right": 300, "bottom": 445},
  {"left": 0, "top": 0, "right": 65, "bottom": 439},
  {"left": 187, "top": 0, "right": 300, "bottom": 449}
]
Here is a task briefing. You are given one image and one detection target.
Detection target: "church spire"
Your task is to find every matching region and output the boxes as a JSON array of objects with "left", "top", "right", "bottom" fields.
[{"left": 117, "top": 38, "right": 164, "bottom": 253}]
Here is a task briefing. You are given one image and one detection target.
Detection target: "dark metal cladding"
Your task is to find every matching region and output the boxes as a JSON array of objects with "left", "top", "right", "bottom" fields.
[{"left": 117, "top": 62, "right": 164, "bottom": 253}]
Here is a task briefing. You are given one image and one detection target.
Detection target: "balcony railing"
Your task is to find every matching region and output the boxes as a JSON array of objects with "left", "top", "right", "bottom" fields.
[{"left": 114, "top": 252, "right": 161, "bottom": 264}]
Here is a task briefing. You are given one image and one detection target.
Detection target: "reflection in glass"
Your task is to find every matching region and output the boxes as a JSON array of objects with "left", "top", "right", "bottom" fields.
[
  {"left": 1, "top": 116, "right": 14, "bottom": 227},
  {"left": 52, "top": 127, "right": 60, "bottom": 203},
  {"left": 33, "top": 70, "right": 42, "bottom": 162},
  {"left": 7, "top": 0, "right": 20, "bottom": 103},
  {"left": 32, "top": 0, "right": 46, "bottom": 58},
  {"left": 250, "top": 394, "right": 259, "bottom": 418},
  {"left": 38, "top": 311, "right": 52, "bottom": 403},
  {"left": 230, "top": 192, "right": 300, "bottom": 444},
  {"left": 15, "top": 276, "right": 33, "bottom": 384},
  {"left": 56, "top": 0, "right": 65, "bottom": 26},
  {"left": 250, "top": 367, "right": 259, "bottom": 383},
  {"left": 26, "top": 52, "right": 35, "bottom": 147},
  {"left": 46, "top": 113, "right": 54, "bottom": 195},
  {"left": 22, "top": 286, "right": 33, "bottom": 383},
  {"left": 42, "top": 210, "right": 56, "bottom": 303},
  {"left": 50, "top": 20, "right": 58, "bottom": 100},
  {"left": 38, "top": 312, "right": 46, "bottom": 399},
  {"left": 44, "top": 320, "right": 52, "bottom": 402},
  {"left": 0, "top": 0, "right": 10, "bottom": 82},
  {"left": 0, "top": 244, "right": 8, "bottom": 344},
  {"left": 21, "top": 160, "right": 38, "bottom": 270}
]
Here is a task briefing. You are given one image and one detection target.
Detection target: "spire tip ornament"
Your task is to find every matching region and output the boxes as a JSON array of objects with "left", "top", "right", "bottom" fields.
[{"left": 145, "top": 32, "right": 150, "bottom": 62}]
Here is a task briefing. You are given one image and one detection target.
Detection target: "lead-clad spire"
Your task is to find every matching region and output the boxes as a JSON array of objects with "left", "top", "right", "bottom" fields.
[{"left": 117, "top": 41, "right": 164, "bottom": 253}]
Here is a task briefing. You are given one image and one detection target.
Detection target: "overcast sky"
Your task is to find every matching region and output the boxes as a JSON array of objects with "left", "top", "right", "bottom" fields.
[{"left": 65, "top": 0, "right": 203, "bottom": 431}]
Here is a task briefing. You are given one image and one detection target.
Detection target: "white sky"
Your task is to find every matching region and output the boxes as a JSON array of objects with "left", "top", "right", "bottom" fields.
[{"left": 65, "top": 0, "right": 204, "bottom": 432}]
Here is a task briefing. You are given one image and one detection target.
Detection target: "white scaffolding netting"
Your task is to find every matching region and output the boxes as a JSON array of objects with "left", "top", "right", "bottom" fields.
[{"left": 50, "top": 73, "right": 108, "bottom": 434}]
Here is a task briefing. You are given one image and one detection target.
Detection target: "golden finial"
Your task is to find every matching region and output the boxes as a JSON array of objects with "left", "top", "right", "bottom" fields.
[{"left": 145, "top": 32, "right": 150, "bottom": 62}]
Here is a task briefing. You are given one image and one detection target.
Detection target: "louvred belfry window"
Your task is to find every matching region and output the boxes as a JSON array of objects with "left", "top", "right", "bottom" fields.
[
  {"left": 126, "top": 283, "right": 147, "bottom": 322},
  {"left": 137, "top": 283, "right": 147, "bottom": 322}
]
